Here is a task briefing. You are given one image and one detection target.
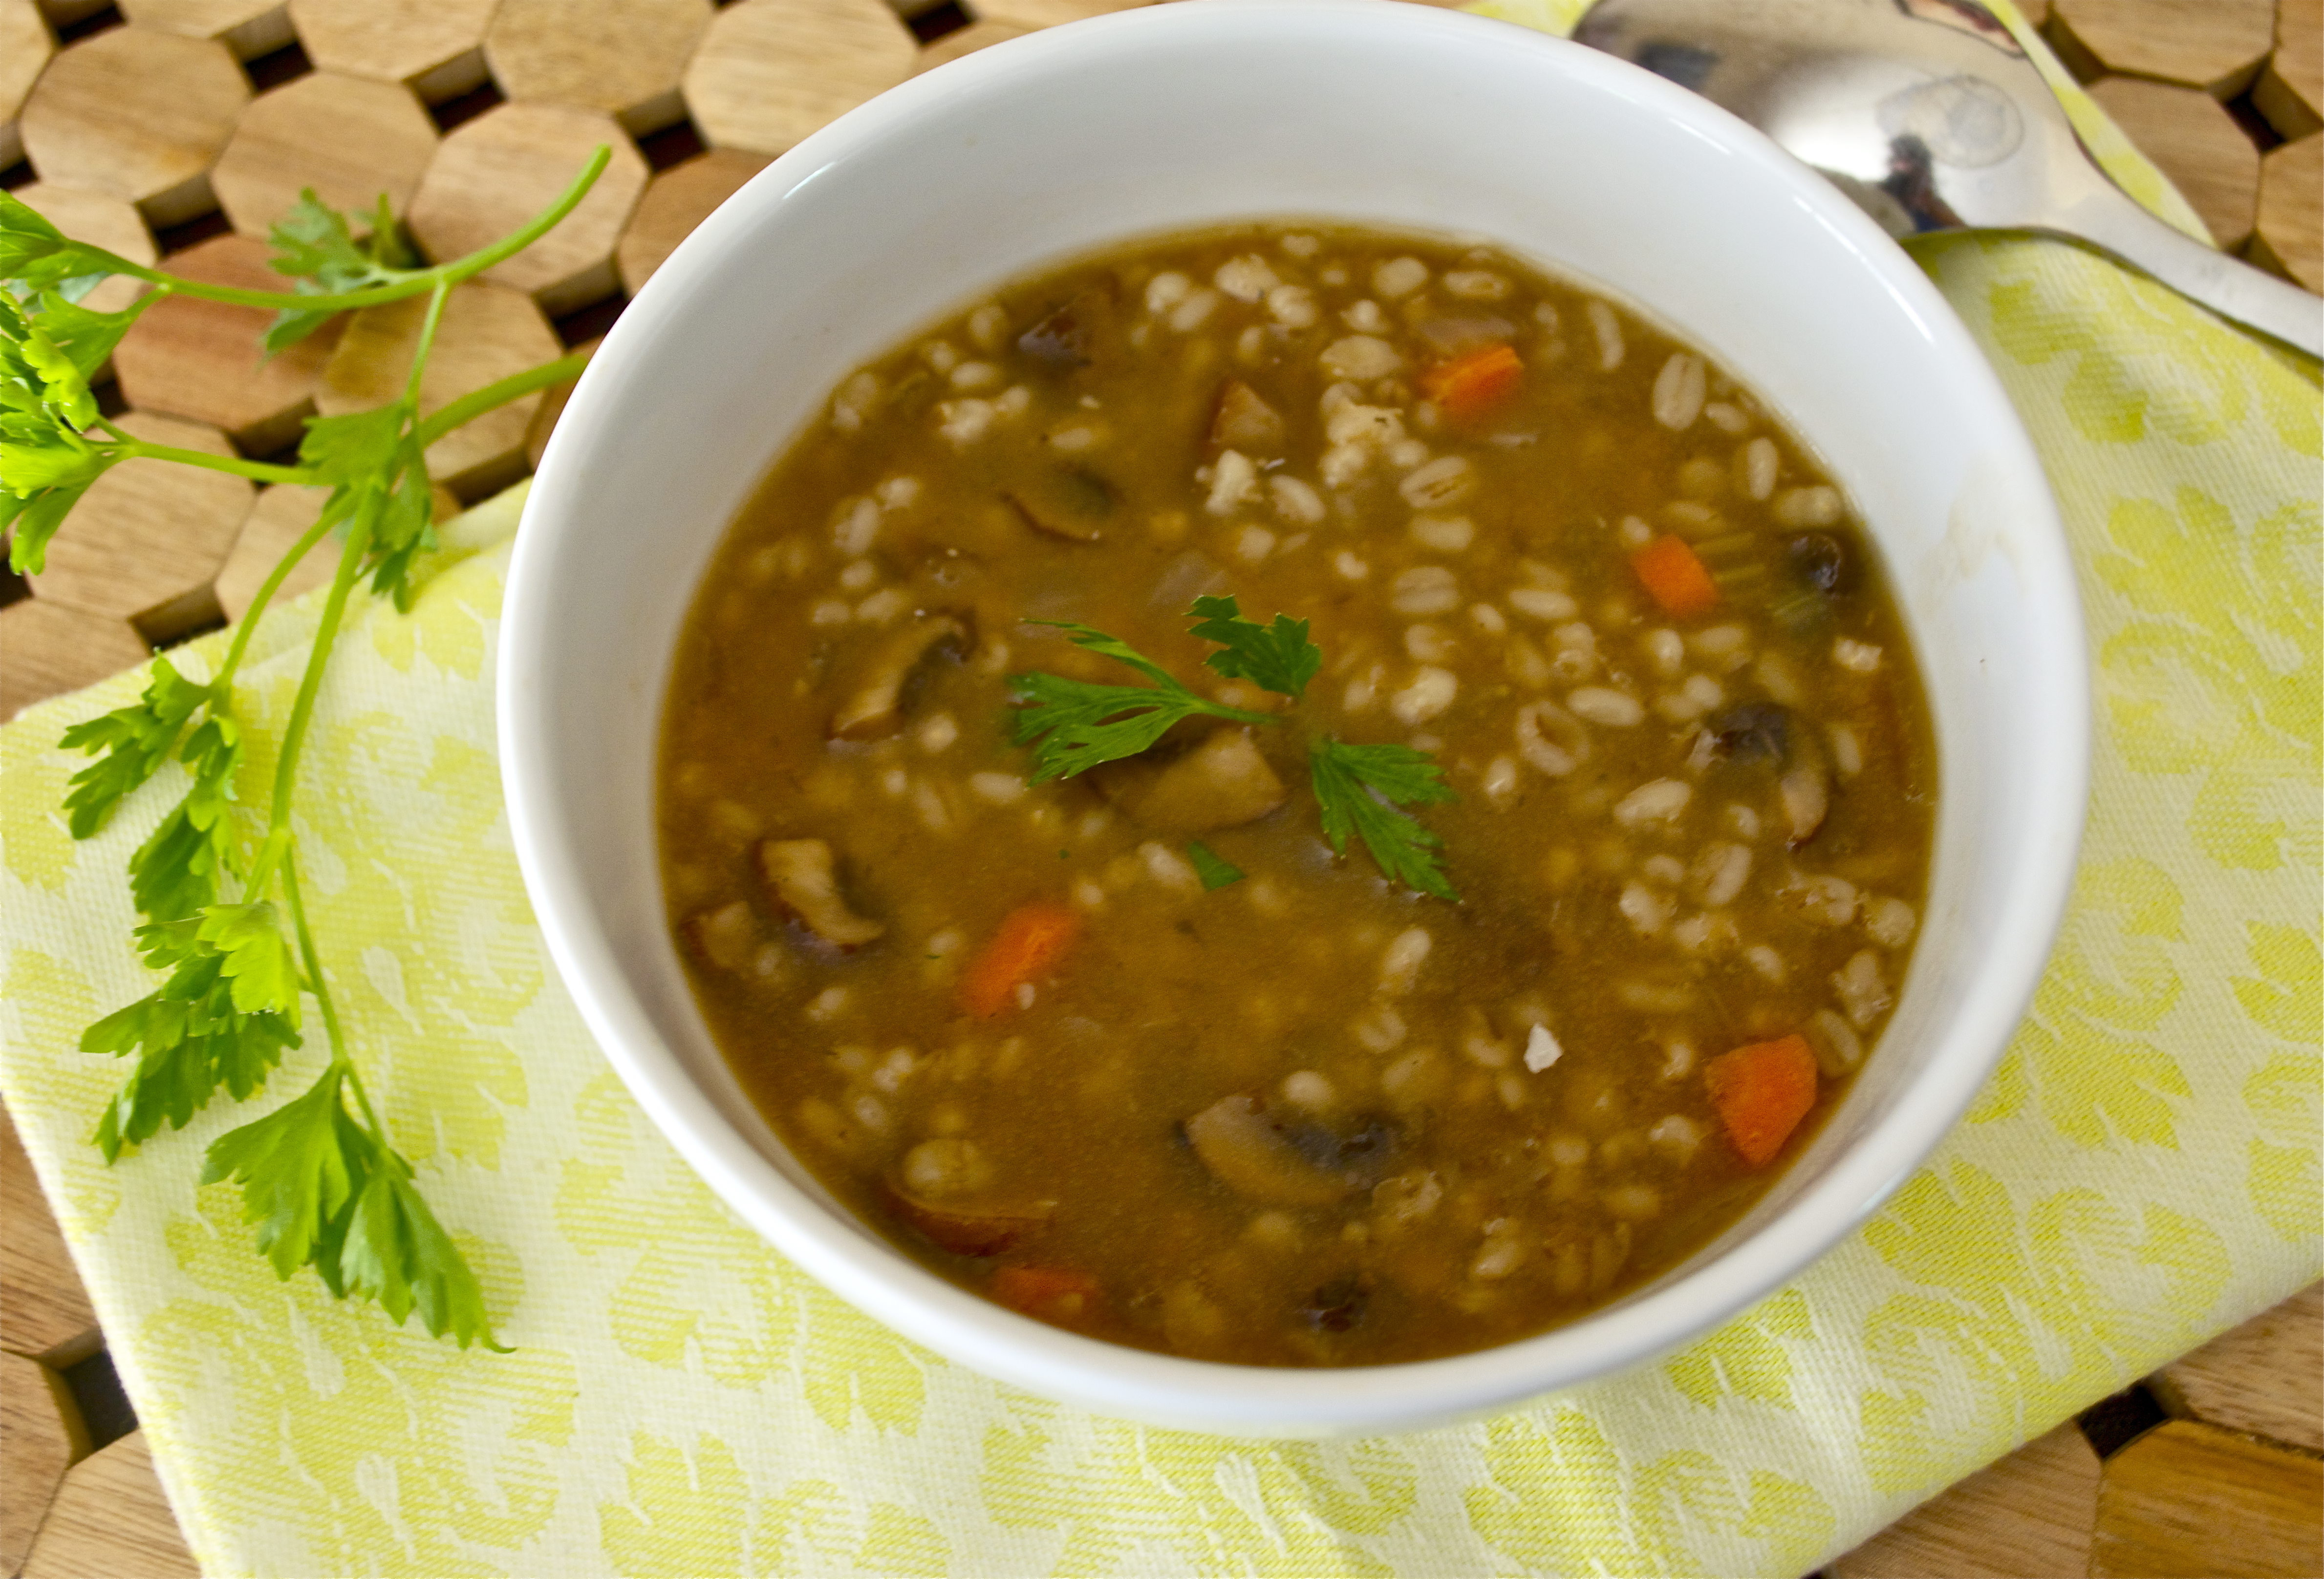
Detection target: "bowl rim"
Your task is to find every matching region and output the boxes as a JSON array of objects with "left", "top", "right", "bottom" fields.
[{"left": 502, "top": 0, "right": 2089, "bottom": 1433}]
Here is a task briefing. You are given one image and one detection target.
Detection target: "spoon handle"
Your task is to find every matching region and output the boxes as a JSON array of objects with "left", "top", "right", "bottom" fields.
[{"left": 2057, "top": 184, "right": 2322, "bottom": 360}]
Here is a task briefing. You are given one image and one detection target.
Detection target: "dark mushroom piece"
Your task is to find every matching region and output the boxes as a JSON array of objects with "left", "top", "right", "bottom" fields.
[
  {"left": 828, "top": 612, "right": 969, "bottom": 741},
  {"left": 1770, "top": 533, "right": 1853, "bottom": 632},
  {"left": 1016, "top": 287, "right": 1111, "bottom": 369},
  {"left": 1183, "top": 1093, "right": 1397, "bottom": 1207},
  {"left": 758, "top": 838, "right": 884, "bottom": 948},
  {"left": 1095, "top": 727, "right": 1287, "bottom": 833},
  {"left": 1005, "top": 468, "right": 1115, "bottom": 543},
  {"left": 1208, "top": 379, "right": 1286, "bottom": 456},
  {"left": 1301, "top": 1273, "right": 1374, "bottom": 1334},
  {"left": 884, "top": 1184, "right": 1054, "bottom": 1258},
  {"left": 1705, "top": 701, "right": 1831, "bottom": 847},
  {"left": 1787, "top": 533, "right": 1851, "bottom": 594}
]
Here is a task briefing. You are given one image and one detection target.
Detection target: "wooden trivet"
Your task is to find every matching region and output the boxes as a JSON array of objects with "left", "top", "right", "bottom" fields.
[{"left": 0, "top": 0, "right": 2317, "bottom": 1575}]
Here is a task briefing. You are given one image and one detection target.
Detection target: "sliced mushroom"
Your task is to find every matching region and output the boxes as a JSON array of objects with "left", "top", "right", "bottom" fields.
[
  {"left": 1097, "top": 727, "right": 1287, "bottom": 833},
  {"left": 1209, "top": 379, "right": 1286, "bottom": 455},
  {"left": 684, "top": 899, "right": 756, "bottom": 971},
  {"left": 1706, "top": 701, "right": 1831, "bottom": 848},
  {"left": 1301, "top": 1272, "right": 1373, "bottom": 1334},
  {"left": 1708, "top": 702, "right": 1788, "bottom": 763},
  {"left": 1183, "top": 1094, "right": 1397, "bottom": 1207},
  {"left": 1016, "top": 287, "right": 1111, "bottom": 368},
  {"left": 1786, "top": 533, "right": 1851, "bottom": 595},
  {"left": 884, "top": 1181, "right": 1054, "bottom": 1257},
  {"left": 828, "top": 612, "right": 968, "bottom": 741},
  {"left": 1004, "top": 468, "right": 1114, "bottom": 543},
  {"left": 758, "top": 838, "right": 884, "bottom": 948}
]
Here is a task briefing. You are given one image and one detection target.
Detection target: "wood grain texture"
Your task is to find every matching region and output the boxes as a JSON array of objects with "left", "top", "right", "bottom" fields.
[
  {"left": 2251, "top": 133, "right": 2323, "bottom": 292},
  {"left": 115, "top": 0, "right": 295, "bottom": 58},
  {"left": 284, "top": 0, "right": 497, "bottom": 102},
  {"left": 17, "top": 27, "right": 251, "bottom": 226},
  {"left": 0, "top": 600, "right": 152, "bottom": 721},
  {"left": 967, "top": 0, "right": 1149, "bottom": 30},
  {"left": 2091, "top": 1421, "right": 2324, "bottom": 1578},
  {"left": 317, "top": 279, "right": 563, "bottom": 499},
  {"left": 7, "top": 182, "right": 157, "bottom": 318},
  {"left": 211, "top": 70, "right": 439, "bottom": 240},
  {"left": 212, "top": 483, "right": 336, "bottom": 625},
  {"left": 0, "top": 0, "right": 57, "bottom": 171},
  {"left": 912, "top": 17, "right": 1032, "bottom": 74},
  {"left": 1829, "top": 1422, "right": 2102, "bottom": 1579},
  {"left": 2256, "top": 0, "right": 2322, "bottom": 140},
  {"left": 111, "top": 232, "right": 342, "bottom": 454},
  {"left": 2088, "top": 74, "right": 2262, "bottom": 247},
  {"left": 0, "top": 1104, "right": 100, "bottom": 1364},
  {"left": 18, "top": 1433, "right": 197, "bottom": 1579},
  {"left": 406, "top": 102, "right": 649, "bottom": 317},
  {"left": 614, "top": 147, "right": 767, "bottom": 293},
  {"left": 681, "top": 0, "right": 918, "bottom": 155},
  {"left": 484, "top": 0, "right": 716, "bottom": 135},
  {"left": 2152, "top": 1283, "right": 2324, "bottom": 1453},
  {"left": 0, "top": 1351, "right": 87, "bottom": 1575},
  {"left": 24, "top": 410, "right": 252, "bottom": 640},
  {"left": 2047, "top": 0, "right": 2276, "bottom": 96}
]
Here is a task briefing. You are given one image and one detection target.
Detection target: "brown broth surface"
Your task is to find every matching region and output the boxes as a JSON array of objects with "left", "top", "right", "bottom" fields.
[{"left": 657, "top": 223, "right": 1936, "bottom": 1366}]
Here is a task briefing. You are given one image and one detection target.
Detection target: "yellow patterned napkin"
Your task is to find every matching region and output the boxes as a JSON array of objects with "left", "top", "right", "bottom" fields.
[{"left": 3, "top": 38, "right": 2318, "bottom": 1579}]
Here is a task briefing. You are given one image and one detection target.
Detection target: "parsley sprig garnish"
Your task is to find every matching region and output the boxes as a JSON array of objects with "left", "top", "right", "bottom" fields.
[
  {"left": 1008, "top": 596, "right": 1460, "bottom": 898},
  {"left": 5, "top": 156, "right": 614, "bottom": 1349},
  {"left": 1009, "top": 614, "right": 1277, "bottom": 781}
]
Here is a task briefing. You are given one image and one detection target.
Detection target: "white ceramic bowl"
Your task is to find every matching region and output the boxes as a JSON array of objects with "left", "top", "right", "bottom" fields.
[{"left": 503, "top": 0, "right": 2087, "bottom": 1437}]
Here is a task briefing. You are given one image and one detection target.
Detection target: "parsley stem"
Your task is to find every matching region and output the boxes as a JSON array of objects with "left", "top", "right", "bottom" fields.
[
  {"left": 400, "top": 279, "right": 452, "bottom": 410},
  {"left": 112, "top": 441, "right": 311, "bottom": 487},
  {"left": 412, "top": 349, "right": 588, "bottom": 448},
  {"left": 280, "top": 849, "right": 383, "bottom": 1138},
  {"left": 108, "top": 148, "right": 613, "bottom": 313},
  {"left": 247, "top": 478, "right": 378, "bottom": 894}
]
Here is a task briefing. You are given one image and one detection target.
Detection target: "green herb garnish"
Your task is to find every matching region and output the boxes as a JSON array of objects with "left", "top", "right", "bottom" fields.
[
  {"left": 1309, "top": 739, "right": 1459, "bottom": 902},
  {"left": 1185, "top": 841, "right": 1246, "bottom": 891},
  {"left": 1186, "top": 593, "right": 1320, "bottom": 699},
  {"left": 5, "top": 158, "right": 611, "bottom": 1349},
  {"left": 1007, "top": 620, "right": 1276, "bottom": 782},
  {"left": 1007, "top": 597, "right": 1459, "bottom": 898}
]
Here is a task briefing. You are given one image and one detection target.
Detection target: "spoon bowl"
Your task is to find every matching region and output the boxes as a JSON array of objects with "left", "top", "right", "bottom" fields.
[{"left": 1576, "top": 0, "right": 2322, "bottom": 357}]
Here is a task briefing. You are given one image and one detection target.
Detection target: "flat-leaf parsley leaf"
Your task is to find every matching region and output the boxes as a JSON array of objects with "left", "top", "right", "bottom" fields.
[
  {"left": 1186, "top": 594, "right": 1320, "bottom": 700},
  {"left": 1310, "top": 738, "right": 1461, "bottom": 901},
  {"left": 1007, "top": 620, "right": 1275, "bottom": 783}
]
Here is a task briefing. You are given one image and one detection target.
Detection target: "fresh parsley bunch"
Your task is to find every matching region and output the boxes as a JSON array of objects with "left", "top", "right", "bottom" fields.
[
  {"left": 1010, "top": 595, "right": 1461, "bottom": 900},
  {"left": 2, "top": 153, "right": 611, "bottom": 1348}
]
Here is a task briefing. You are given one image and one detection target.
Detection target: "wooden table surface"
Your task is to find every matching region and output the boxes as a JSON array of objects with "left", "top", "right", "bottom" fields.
[{"left": 1, "top": 0, "right": 2318, "bottom": 1574}]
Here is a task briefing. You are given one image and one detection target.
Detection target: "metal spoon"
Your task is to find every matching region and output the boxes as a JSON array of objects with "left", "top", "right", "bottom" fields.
[{"left": 1575, "top": 0, "right": 2322, "bottom": 358}]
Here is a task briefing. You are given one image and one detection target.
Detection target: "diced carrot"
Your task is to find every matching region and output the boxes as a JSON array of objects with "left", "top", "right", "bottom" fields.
[
  {"left": 1629, "top": 534, "right": 1721, "bottom": 619},
  {"left": 1703, "top": 1034, "right": 1820, "bottom": 1168},
  {"left": 991, "top": 1264, "right": 1099, "bottom": 1320},
  {"left": 1419, "top": 343, "right": 1523, "bottom": 423},
  {"left": 958, "top": 899, "right": 1082, "bottom": 1018}
]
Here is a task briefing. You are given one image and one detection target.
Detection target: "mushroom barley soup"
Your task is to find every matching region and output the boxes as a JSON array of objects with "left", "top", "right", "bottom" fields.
[{"left": 659, "top": 223, "right": 1935, "bottom": 1366}]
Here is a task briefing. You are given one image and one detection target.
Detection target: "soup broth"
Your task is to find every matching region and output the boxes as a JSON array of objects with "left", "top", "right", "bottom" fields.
[{"left": 657, "top": 223, "right": 1935, "bottom": 1366}]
